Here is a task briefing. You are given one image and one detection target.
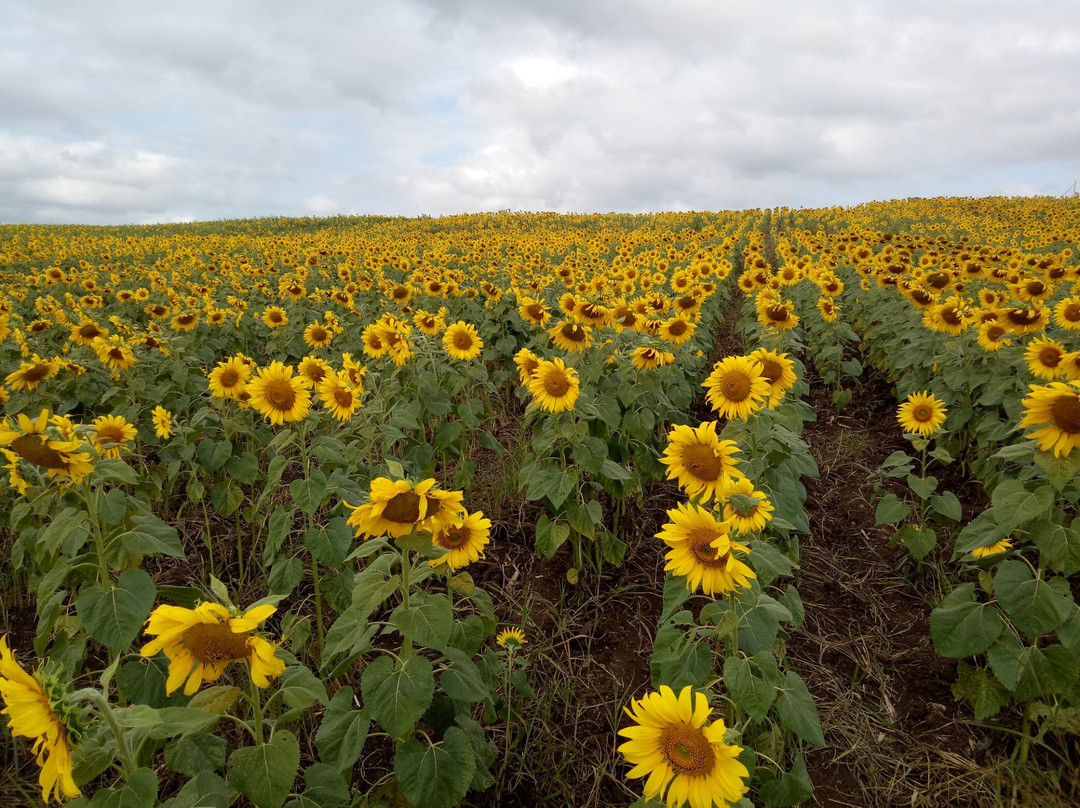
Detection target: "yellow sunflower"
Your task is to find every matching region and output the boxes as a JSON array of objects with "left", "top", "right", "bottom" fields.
[
  {"left": 429, "top": 510, "right": 492, "bottom": 570},
  {"left": 758, "top": 300, "right": 799, "bottom": 331},
  {"left": 303, "top": 321, "right": 334, "bottom": 349},
  {"left": 1053, "top": 295, "right": 1080, "bottom": 331},
  {"left": 346, "top": 477, "right": 465, "bottom": 539},
  {"left": 548, "top": 320, "right": 593, "bottom": 353},
  {"left": 702, "top": 356, "right": 770, "bottom": 420},
  {"left": 297, "top": 356, "right": 332, "bottom": 388},
  {"left": 513, "top": 347, "right": 542, "bottom": 385},
  {"left": 0, "top": 410, "right": 94, "bottom": 489},
  {"left": 721, "top": 476, "right": 775, "bottom": 535},
  {"left": 972, "top": 538, "right": 1013, "bottom": 559},
  {"left": 5, "top": 354, "right": 59, "bottom": 391},
  {"left": 69, "top": 319, "right": 107, "bottom": 346},
  {"left": 169, "top": 311, "right": 200, "bottom": 332},
  {"left": 660, "top": 316, "right": 696, "bottom": 346},
  {"left": 246, "top": 362, "right": 312, "bottom": 425},
  {"left": 896, "top": 391, "right": 947, "bottom": 437},
  {"left": 207, "top": 356, "right": 252, "bottom": 400},
  {"left": 92, "top": 335, "right": 137, "bottom": 372},
  {"left": 316, "top": 369, "right": 362, "bottom": 422},
  {"left": 140, "top": 602, "right": 284, "bottom": 696},
  {"left": 518, "top": 297, "right": 552, "bottom": 326},
  {"left": 0, "top": 636, "right": 82, "bottom": 803},
  {"left": 526, "top": 357, "right": 581, "bottom": 413},
  {"left": 443, "top": 321, "right": 484, "bottom": 361},
  {"left": 1019, "top": 380, "right": 1080, "bottom": 457},
  {"left": 496, "top": 627, "right": 526, "bottom": 649},
  {"left": 151, "top": 406, "right": 173, "bottom": 439},
  {"left": 660, "top": 421, "right": 744, "bottom": 504},
  {"left": 261, "top": 306, "right": 289, "bottom": 329},
  {"left": 1024, "top": 335, "right": 1067, "bottom": 380},
  {"left": 631, "top": 346, "right": 676, "bottom": 370},
  {"left": 90, "top": 414, "right": 138, "bottom": 459},
  {"left": 748, "top": 348, "right": 797, "bottom": 406},
  {"left": 977, "top": 321, "right": 1011, "bottom": 352},
  {"left": 361, "top": 323, "right": 390, "bottom": 359},
  {"left": 618, "top": 685, "right": 749, "bottom": 808},
  {"left": 656, "top": 502, "right": 756, "bottom": 596}
]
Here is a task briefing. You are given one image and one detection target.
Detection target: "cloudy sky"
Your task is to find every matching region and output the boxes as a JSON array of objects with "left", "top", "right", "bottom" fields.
[{"left": 2, "top": 0, "right": 1078, "bottom": 225}]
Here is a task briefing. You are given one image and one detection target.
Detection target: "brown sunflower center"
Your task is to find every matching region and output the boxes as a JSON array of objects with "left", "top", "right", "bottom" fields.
[
  {"left": 661, "top": 724, "right": 717, "bottom": 776},
  {"left": 525, "top": 304, "right": 544, "bottom": 319},
  {"left": 182, "top": 622, "right": 252, "bottom": 664},
  {"left": 1051, "top": 395, "right": 1080, "bottom": 434},
  {"left": 986, "top": 325, "right": 1006, "bottom": 341},
  {"left": 453, "top": 331, "right": 474, "bottom": 350},
  {"left": 437, "top": 526, "right": 469, "bottom": 549},
  {"left": 22, "top": 364, "right": 53, "bottom": 383},
  {"left": 220, "top": 370, "right": 240, "bottom": 387},
  {"left": 79, "top": 324, "right": 102, "bottom": 339},
  {"left": 333, "top": 388, "right": 354, "bottom": 408},
  {"left": 757, "top": 358, "right": 781, "bottom": 385},
  {"left": 264, "top": 380, "right": 297, "bottom": 411},
  {"left": 911, "top": 290, "right": 933, "bottom": 305},
  {"left": 310, "top": 327, "right": 328, "bottom": 342},
  {"left": 1039, "top": 347, "right": 1062, "bottom": 368},
  {"left": 913, "top": 405, "right": 933, "bottom": 422},
  {"left": 766, "top": 305, "right": 789, "bottom": 322},
  {"left": 108, "top": 348, "right": 125, "bottom": 361},
  {"left": 667, "top": 320, "right": 689, "bottom": 337},
  {"left": 561, "top": 324, "right": 587, "bottom": 342},
  {"left": 718, "top": 371, "right": 753, "bottom": 403},
  {"left": 681, "top": 443, "right": 726, "bottom": 482},
  {"left": 543, "top": 370, "right": 571, "bottom": 398},
  {"left": 1026, "top": 280, "right": 1046, "bottom": 296},
  {"left": 10, "top": 434, "right": 68, "bottom": 469},
  {"left": 176, "top": 314, "right": 195, "bottom": 326},
  {"left": 940, "top": 307, "right": 963, "bottom": 326},
  {"left": 383, "top": 491, "right": 422, "bottom": 524},
  {"left": 1065, "top": 303, "right": 1080, "bottom": 322},
  {"left": 1007, "top": 309, "right": 1039, "bottom": 326},
  {"left": 688, "top": 530, "right": 730, "bottom": 568}
]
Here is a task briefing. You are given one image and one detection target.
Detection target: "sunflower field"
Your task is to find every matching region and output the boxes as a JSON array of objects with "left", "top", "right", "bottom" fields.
[{"left": 1, "top": 198, "right": 1079, "bottom": 808}]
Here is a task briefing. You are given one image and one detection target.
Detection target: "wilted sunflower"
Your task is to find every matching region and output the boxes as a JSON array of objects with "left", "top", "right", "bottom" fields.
[
  {"left": 748, "top": 348, "right": 797, "bottom": 406},
  {"left": 526, "top": 357, "right": 581, "bottom": 413},
  {"left": 0, "top": 410, "right": 94, "bottom": 489},
  {"left": 0, "top": 636, "right": 82, "bottom": 803},
  {"left": 631, "top": 346, "right": 676, "bottom": 370},
  {"left": 702, "top": 356, "right": 770, "bottom": 420},
  {"left": 5, "top": 354, "right": 59, "bottom": 391},
  {"left": 618, "top": 685, "right": 749, "bottom": 808},
  {"left": 1019, "top": 380, "right": 1080, "bottom": 457},
  {"left": 429, "top": 510, "right": 492, "bottom": 570},
  {"left": 660, "top": 421, "right": 744, "bottom": 504},
  {"left": 1024, "top": 335, "right": 1067, "bottom": 380},
  {"left": 896, "top": 391, "right": 947, "bottom": 437},
  {"left": 513, "top": 348, "right": 542, "bottom": 386},
  {"left": 247, "top": 362, "right": 311, "bottom": 425},
  {"left": 443, "top": 321, "right": 484, "bottom": 361},
  {"left": 346, "top": 477, "right": 465, "bottom": 539},
  {"left": 207, "top": 356, "right": 252, "bottom": 400},
  {"left": 140, "top": 602, "right": 284, "bottom": 696},
  {"left": 151, "top": 406, "right": 173, "bottom": 439},
  {"left": 657, "top": 502, "right": 756, "bottom": 596},
  {"left": 316, "top": 369, "right": 362, "bottom": 422},
  {"left": 89, "top": 414, "right": 138, "bottom": 459},
  {"left": 548, "top": 320, "right": 593, "bottom": 353}
]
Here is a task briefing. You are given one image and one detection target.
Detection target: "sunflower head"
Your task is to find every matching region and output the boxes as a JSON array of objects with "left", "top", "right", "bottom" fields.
[{"left": 897, "top": 391, "right": 947, "bottom": 437}]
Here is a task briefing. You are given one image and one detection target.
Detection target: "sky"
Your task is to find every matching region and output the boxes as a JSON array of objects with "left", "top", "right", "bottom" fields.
[{"left": 1, "top": 0, "right": 1078, "bottom": 225}]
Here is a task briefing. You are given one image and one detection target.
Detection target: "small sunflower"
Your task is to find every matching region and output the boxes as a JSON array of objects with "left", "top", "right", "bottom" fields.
[
  {"left": 443, "top": 321, "right": 484, "bottom": 361},
  {"left": 972, "top": 538, "right": 1013, "bottom": 559},
  {"left": 140, "top": 602, "right": 285, "bottom": 696},
  {"left": 896, "top": 391, "right": 947, "bottom": 437},
  {"left": 90, "top": 414, "right": 138, "bottom": 459},
  {"left": 631, "top": 346, "right": 676, "bottom": 371},
  {"left": 496, "top": 627, "right": 526, "bottom": 649},
  {"left": 297, "top": 356, "right": 332, "bottom": 388},
  {"left": 657, "top": 502, "right": 756, "bottom": 596},
  {"left": 316, "top": 369, "right": 362, "bottom": 423},
  {"left": 5, "top": 355, "right": 59, "bottom": 391},
  {"left": 346, "top": 477, "right": 465, "bottom": 539},
  {"left": 721, "top": 477, "right": 775, "bottom": 535},
  {"left": 1019, "top": 380, "right": 1080, "bottom": 457},
  {"left": 246, "top": 362, "right": 312, "bottom": 425},
  {"left": 169, "top": 311, "right": 200, "bottom": 332},
  {"left": 977, "top": 321, "right": 1011, "bottom": 352},
  {"left": 303, "top": 321, "right": 334, "bottom": 349},
  {"left": 701, "top": 356, "right": 770, "bottom": 420},
  {"left": 151, "top": 406, "right": 173, "bottom": 439},
  {"left": 429, "top": 510, "right": 492, "bottom": 570},
  {"left": 660, "top": 421, "right": 744, "bottom": 504},
  {"left": 261, "top": 306, "right": 289, "bottom": 329},
  {"left": 618, "top": 684, "right": 750, "bottom": 808},
  {"left": 92, "top": 335, "right": 137, "bottom": 372},
  {"left": 207, "top": 356, "right": 252, "bottom": 400},
  {"left": 1024, "top": 335, "right": 1067, "bottom": 380},
  {"left": 513, "top": 348, "right": 542, "bottom": 386},
  {"left": 660, "top": 316, "right": 696, "bottom": 346},
  {"left": 548, "top": 320, "right": 593, "bottom": 353},
  {"left": 748, "top": 348, "right": 797, "bottom": 406},
  {"left": 518, "top": 298, "right": 552, "bottom": 326},
  {"left": 1053, "top": 296, "right": 1080, "bottom": 331},
  {"left": 526, "top": 357, "right": 581, "bottom": 413}
]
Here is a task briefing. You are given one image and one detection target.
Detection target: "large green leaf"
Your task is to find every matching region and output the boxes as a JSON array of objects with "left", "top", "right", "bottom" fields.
[
  {"left": 120, "top": 514, "right": 185, "bottom": 558},
  {"left": 76, "top": 569, "right": 156, "bottom": 650},
  {"left": 394, "top": 726, "right": 476, "bottom": 808},
  {"left": 929, "top": 584, "right": 1005, "bottom": 658},
  {"left": 991, "top": 481, "right": 1054, "bottom": 531},
  {"left": 723, "top": 653, "right": 778, "bottom": 723},
  {"left": 86, "top": 767, "right": 158, "bottom": 808},
  {"left": 874, "top": 493, "right": 909, "bottom": 525},
  {"left": 1029, "top": 519, "right": 1080, "bottom": 576},
  {"left": 227, "top": 731, "right": 300, "bottom": 808},
  {"left": 165, "top": 733, "right": 227, "bottom": 776},
  {"left": 159, "top": 772, "right": 228, "bottom": 808},
  {"left": 315, "top": 688, "right": 370, "bottom": 772},
  {"left": 994, "top": 561, "right": 1073, "bottom": 638},
  {"left": 439, "top": 647, "right": 490, "bottom": 703},
  {"left": 775, "top": 670, "right": 824, "bottom": 746},
  {"left": 390, "top": 593, "right": 454, "bottom": 651},
  {"left": 304, "top": 517, "right": 352, "bottom": 568},
  {"left": 362, "top": 654, "right": 435, "bottom": 739}
]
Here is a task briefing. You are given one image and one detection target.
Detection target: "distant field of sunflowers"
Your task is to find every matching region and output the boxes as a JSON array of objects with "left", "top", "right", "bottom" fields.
[{"left": 1, "top": 197, "right": 1079, "bottom": 808}]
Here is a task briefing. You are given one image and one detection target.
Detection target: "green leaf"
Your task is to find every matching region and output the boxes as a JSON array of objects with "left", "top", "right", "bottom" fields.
[
  {"left": 197, "top": 438, "right": 233, "bottom": 473},
  {"left": 906, "top": 474, "right": 938, "bottom": 500},
  {"left": 1015, "top": 644, "right": 1080, "bottom": 702},
  {"left": 599, "top": 458, "right": 632, "bottom": 481},
  {"left": 723, "top": 654, "right": 777, "bottom": 723},
  {"left": 225, "top": 451, "right": 261, "bottom": 485},
  {"left": 227, "top": 731, "right": 300, "bottom": 808},
  {"left": 394, "top": 726, "right": 476, "bottom": 808},
  {"left": 95, "top": 458, "right": 140, "bottom": 486},
  {"left": 954, "top": 509, "right": 1009, "bottom": 555},
  {"left": 159, "top": 772, "right": 228, "bottom": 808},
  {"left": 929, "top": 491, "right": 962, "bottom": 522},
  {"left": 987, "top": 632, "right": 1026, "bottom": 690},
  {"left": 991, "top": 481, "right": 1054, "bottom": 531},
  {"left": 745, "top": 540, "right": 796, "bottom": 587},
  {"left": 775, "top": 670, "right": 825, "bottom": 746},
  {"left": 165, "top": 733, "right": 227, "bottom": 776},
  {"left": 304, "top": 517, "right": 352, "bottom": 568},
  {"left": 535, "top": 516, "right": 570, "bottom": 559},
  {"left": 994, "top": 561, "right": 1073, "bottom": 638},
  {"left": 440, "top": 647, "right": 490, "bottom": 703},
  {"left": 1034, "top": 449, "right": 1080, "bottom": 490},
  {"left": 1029, "top": 519, "right": 1080, "bottom": 576},
  {"left": 77, "top": 569, "right": 156, "bottom": 649},
  {"left": 211, "top": 482, "right": 244, "bottom": 517},
  {"left": 120, "top": 514, "right": 186, "bottom": 558},
  {"left": 291, "top": 468, "right": 329, "bottom": 514},
  {"left": 316, "top": 688, "right": 370, "bottom": 772},
  {"left": 267, "top": 556, "right": 304, "bottom": 596},
  {"left": 98, "top": 488, "right": 129, "bottom": 526},
  {"left": 39, "top": 507, "right": 90, "bottom": 557},
  {"left": 951, "top": 662, "right": 1010, "bottom": 720},
  {"left": 759, "top": 754, "right": 813, "bottom": 807},
  {"left": 117, "top": 656, "right": 174, "bottom": 708},
  {"left": 265, "top": 506, "right": 295, "bottom": 564},
  {"left": 391, "top": 593, "right": 454, "bottom": 651},
  {"left": 874, "top": 493, "right": 910, "bottom": 525},
  {"left": 362, "top": 654, "right": 435, "bottom": 739},
  {"left": 114, "top": 705, "right": 222, "bottom": 738},
  {"left": 87, "top": 767, "right": 158, "bottom": 808},
  {"left": 279, "top": 665, "right": 328, "bottom": 711},
  {"left": 929, "top": 583, "right": 1005, "bottom": 658},
  {"left": 283, "top": 763, "right": 350, "bottom": 808},
  {"left": 898, "top": 525, "right": 937, "bottom": 560}
]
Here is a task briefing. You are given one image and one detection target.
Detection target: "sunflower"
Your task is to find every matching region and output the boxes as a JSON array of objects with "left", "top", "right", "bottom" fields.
[
  {"left": 526, "top": 357, "right": 581, "bottom": 413},
  {"left": 618, "top": 684, "right": 749, "bottom": 808},
  {"left": 443, "top": 321, "right": 484, "bottom": 361},
  {"left": 69, "top": 319, "right": 107, "bottom": 347},
  {"left": 702, "top": 356, "right": 770, "bottom": 420},
  {"left": 170, "top": 311, "right": 200, "bottom": 332},
  {"left": 758, "top": 300, "right": 799, "bottom": 331},
  {"left": 303, "top": 321, "right": 334, "bottom": 349},
  {"left": 246, "top": 362, "right": 312, "bottom": 425},
  {"left": 261, "top": 306, "right": 289, "bottom": 328},
  {"left": 660, "top": 316, "right": 696, "bottom": 346},
  {"left": 513, "top": 348, "right": 542, "bottom": 385},
  {"left": 1054, "top": 296, "right": 1080, "bottom": 331},
  {"left": 413, "top": 309, "right": 444, "bottom": 336},
  {"left": 92, "top": 335, "right": 137, "bottom": 372},
  {"left": 518, "top": 297, "right": 552, "bottom": 326},
  {"left": 721, "top": 477, "right": 775, "bottom": 535},
  {"left": 972, "top": 538, "right": 1013, "bottom": 559},
  {"left": 631, "top": 346, "right": 676, "bottom": 370},
  {"left": 345, "top": 477, "right": 465, "bottom": 539},
  {"left": 297, "top": 356, "right": 332, "bottom": 388},
  {"left": 429, "top": 510, "right": 492, "bottom": 570},
  {"left": 748, "top": 348, "right": 797, "bottom": 406},
  {"left": 341, "top": 353, "right": 367, "bottom": 390},
  {"left": 140, "top": 602, "right": 284, "bottom": 696},
  {"left": 896, "top": 391, "right": 947, "bottom": 437},
  {"left": 817, "top": 298, "right": 838, "bottom": 322},
  {"left": 361, "top": 323, "right": 390, "bottom": 359},
  {"left": 151, "top": 406, "right": 173, "bottom": 439},
  {"left": 1000, "top": 306, "right": 1050, "bottom": 335},
  {"left": 1024, "top": 335, "right": 1067, "bottom": 380},
  {"left": 207, "top": 356, "right": 252, "bottom": 400},
  {"left": 657, "top": 502, "right": 756, "bottom": 596},
  {"left": 0, "top": 636, "right": 82, "bottom": 803},
  {"left": 0, "top": 410, "right": 94, "bottom": 488},
  {"left": 1019, "top": 381, "right": 1080, "bottom": 457},
  {"left": 90, "top": 414, "right": 138, "bottom": 459},
  {"left": 316, "top": 369, "right": 362, "bottom": 422},
  {"left": 548, "top": 320, "right": 593, "bottom": 353},
  {"left": 496, "top": 627, "right": 526, "bottom": 649},
  {"left": 660, "top": 421, "right": 744, "bottom": 504},
  {"left": 5, "top": 355, "right": 59, "bottom": 391},
  {"left": 977, "top": 321, "right": 1011, "bottom": 352}
]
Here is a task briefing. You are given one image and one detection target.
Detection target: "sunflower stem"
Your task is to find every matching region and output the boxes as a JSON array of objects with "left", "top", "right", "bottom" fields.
[
  {"left": 400, "top": 546, "right": 413, "bottom": 659},
  {"left": 249, "top": 675, "right": 265, "bottom": 746},
  {"left": 82, "top": 481, "right": 111, "bottom": 587},
  {"left": 81, "top": 688, "right": 137, "bottom": 779}
]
